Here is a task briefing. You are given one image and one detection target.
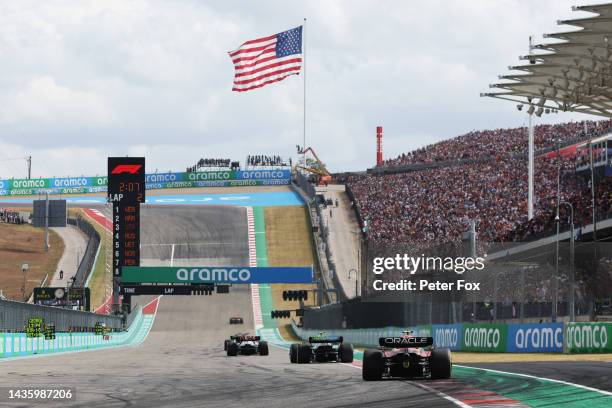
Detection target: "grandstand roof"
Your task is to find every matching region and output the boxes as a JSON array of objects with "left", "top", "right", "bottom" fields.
[{"left": 482, "top": 3, "right": 612, "bottom": 117}]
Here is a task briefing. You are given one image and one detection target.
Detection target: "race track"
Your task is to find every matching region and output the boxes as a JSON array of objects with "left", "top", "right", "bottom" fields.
[
  {"left": 0, "top": 205, "right": 453, "bottom": 408},
  {"left": 462, "top": 361, "right": 612, "bottom": 392}
]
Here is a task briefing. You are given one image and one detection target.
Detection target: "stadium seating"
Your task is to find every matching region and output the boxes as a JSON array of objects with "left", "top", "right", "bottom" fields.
[{"left": 347, "top": 120, "right": 612, "bottom": 247}]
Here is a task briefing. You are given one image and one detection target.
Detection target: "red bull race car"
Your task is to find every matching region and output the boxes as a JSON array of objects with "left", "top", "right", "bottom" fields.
[
  {"left": 226, "top": 334, "right": 269, "bottom": 357},
  {"left": 362, "top": 331, "right": 451, "bottom": 381},
  {"left": 290, "top": 333, "right": 354, "bottom": 363},
  {"left": 229, "top": 316, "right": 244, "bottom": 324}
]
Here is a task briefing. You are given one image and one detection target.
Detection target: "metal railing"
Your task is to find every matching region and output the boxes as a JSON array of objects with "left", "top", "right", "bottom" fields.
[{"left": 68, "top": 216, "right": 101, "bottom": 287}]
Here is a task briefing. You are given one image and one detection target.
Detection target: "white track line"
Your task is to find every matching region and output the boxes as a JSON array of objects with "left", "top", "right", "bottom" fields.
[
  {"left": 170, "top": 244, "right": 175, "bottom": 267},
  {"left": 411, "top": 382, "right": 473, "bottom": 408},
  {"left": 455, "top": 364, "right": 612, "bottom": 397}
]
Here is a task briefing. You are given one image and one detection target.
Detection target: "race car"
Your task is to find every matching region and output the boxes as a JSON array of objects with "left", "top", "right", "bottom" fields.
[
  {"left": 289, "top": 333, "right": 353, "bottom": 363},
  {"left": 362, "top": 330, "right": 451, "bottom": 381},
  {"left": 226, "top": 334, "right": 269, "bottom": 356},
  {"left": 229, "top": 316, "right": 244, "bottom": 324},
  {"left": 224, "top": 333, "right": 246, "bottom": 351}
]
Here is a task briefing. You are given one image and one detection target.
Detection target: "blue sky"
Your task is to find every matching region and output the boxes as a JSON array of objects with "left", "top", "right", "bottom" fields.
[{"left": 0, "top": 0, "right": 607, "bottom": 178}]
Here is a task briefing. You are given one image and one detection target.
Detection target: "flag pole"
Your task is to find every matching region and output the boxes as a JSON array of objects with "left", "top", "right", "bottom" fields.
[{"left": 302, "top": 17, "right": 307, "bottom": 165}]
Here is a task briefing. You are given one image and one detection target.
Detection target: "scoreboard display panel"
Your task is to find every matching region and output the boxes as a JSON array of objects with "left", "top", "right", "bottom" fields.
[
  {"left": 33, "top": 287, "right": 91, "bottom": 311},
  {"left": 94, "top": 322, "right": 105, "bottom": 335},
  {"left": 120, "top": 284, "right": 215, "bottom": 295},
  {"left": 107, "top": 157, "right": 146, "bottom": 203},
  {"left": 44, "top": 324, "right": 56, "bottom": 340},
  {"left": 26, "top": 317, "right": 43, "bottom": 338},
  {"left": 108, "top": 157, "right": 145, "bottom": 277}
]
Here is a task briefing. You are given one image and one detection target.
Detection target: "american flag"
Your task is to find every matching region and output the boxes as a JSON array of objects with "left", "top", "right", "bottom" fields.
[{"left": 229, "top": 26, "right": 302, "bottom": 92}]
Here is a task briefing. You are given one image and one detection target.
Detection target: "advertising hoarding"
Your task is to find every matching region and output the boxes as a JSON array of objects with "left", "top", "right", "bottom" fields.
[
  {"left": 121, "top": 266, "right": 314, "bottom": 284},
  {"left": 0, "top": 169, "right": 291, "bottom": 195}
]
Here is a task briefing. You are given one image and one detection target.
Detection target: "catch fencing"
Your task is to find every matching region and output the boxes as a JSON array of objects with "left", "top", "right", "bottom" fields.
[
  {"left": 68, "top": 216, "right": 101, "bottom": 287},
  {"left": 301, "top": 294, "right": 595, "bottom": 330},
  {"left": 0, "top": 298, "right": 123, "bottom": 332}
]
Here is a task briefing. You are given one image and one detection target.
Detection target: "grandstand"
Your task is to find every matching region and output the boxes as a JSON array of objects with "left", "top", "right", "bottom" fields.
[
  {"left": 346, "top": 119, "right": 612, "bottom": 247},
  {"left": 312, "top": 119, "right": 612, "bottom": 324}
]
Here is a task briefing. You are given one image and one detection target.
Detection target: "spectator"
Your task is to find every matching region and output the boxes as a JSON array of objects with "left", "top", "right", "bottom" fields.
[{"left": 347, "top": 119, "right": 612, "bottom": 249}]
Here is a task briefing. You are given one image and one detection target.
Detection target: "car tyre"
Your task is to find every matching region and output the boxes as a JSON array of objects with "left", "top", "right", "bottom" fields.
[
  {"left": 338, "top": 343, "right": 354, "bottom": 363},
  {"left": 289, "top": 343, "right": 299, "bottom": 363},
  {"left": 259, "top": 341, "right": 269, "bottom": 356},
  {"left": 430, "top": 348, "right": 452, "bottom": 379},
  {"left": 227, "top": 342, "right": 239, "bottom": 357},
  {"left": 362, "top": 349, "right": 384, "bottom": 381},
  {"left": 224, "top": 339, "right": 230, "bottom": 351},
  {"left": 297, "top": 344, "right": 311, "bottom": 364}
]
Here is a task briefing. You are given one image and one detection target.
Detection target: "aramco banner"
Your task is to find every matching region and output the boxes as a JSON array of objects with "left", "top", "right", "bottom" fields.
[
  {"left": 461, "top": 323, "right": 508, "bottom": 352},
  {"left": 566, "top": 322, "right": 612, "bottom": 353},
  {"left": 121, "top": 266, "right": 313, "bottom": 284},
  {"left": 0, "top": 170, "right": 291, "bottom": 195}
]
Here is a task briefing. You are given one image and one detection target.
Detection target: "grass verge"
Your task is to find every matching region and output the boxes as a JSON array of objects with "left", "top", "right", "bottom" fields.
[{"left": 264, "top": 206, "right": 317, "bottom": 325}]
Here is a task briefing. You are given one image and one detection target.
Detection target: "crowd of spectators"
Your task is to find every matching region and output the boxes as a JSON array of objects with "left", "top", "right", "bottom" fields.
[
  {"left": 343, "top": 119, "right": 612, "bottom": 321},
  {"left": 246, "top": 155, "right": 287, "bottom": 167},
  {"left": 347, "top": 120, "right": 612, "bottom": 249},
  {"left": 186, "top": 158, "right": 231, "bottom": 172},
  {"left": 0, "top": 209, "right": 26, "bottom": 224},
  {"left": 382, "top": 120, "right": 612, "bottom": 167}
]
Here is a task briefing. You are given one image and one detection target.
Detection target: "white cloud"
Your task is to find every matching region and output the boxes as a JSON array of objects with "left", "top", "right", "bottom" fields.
[
  {"left": 0, "top": 76, "right": 114, "bottom": 126},
  {"left": 0, "top": 0, "right": 608, "bottom": 178}
]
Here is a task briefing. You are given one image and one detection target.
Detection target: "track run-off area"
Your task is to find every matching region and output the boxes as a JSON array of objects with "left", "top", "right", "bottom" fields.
[{"left": 1, "top": 188, "right": 611, "bottom": 407}]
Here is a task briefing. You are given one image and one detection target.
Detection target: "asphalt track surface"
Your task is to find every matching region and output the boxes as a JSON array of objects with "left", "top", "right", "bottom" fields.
[{"left": 0, "top": 205, "right": 454, "bottom": 408}]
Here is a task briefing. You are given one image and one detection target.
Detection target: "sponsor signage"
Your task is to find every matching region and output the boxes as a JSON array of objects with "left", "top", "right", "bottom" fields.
[
  {"left": 0, "top": 169, "right": 291, "bottom": 196},
  {"left": 121, "top": 266, "right": 314, "bottom": 284},
  {"left": 566, "top": 322, "right": 612, "bottom": 353},
  {"left": 507, "top": 323, "right": 563, "bottom": 353},
  {"left": 379, "top": 337, "right": 433, "bottom": 347},
  {"left": 144, "top": 179, "right": 289, "bottom": 190},
  {"left": 236, "top": 169, "right": 291, "bottom": 180},
  {"left": 461, "top": 323, "right": 507, "bottom": 352},
  {"left": 432, "top": 324, "right": 462, "bottom": 351},
  {"left": 3, "top": 176, "right": 107, "bottom": 191},
  {"left": 186, "top": 171, "right": 235, "bottom": 181}
]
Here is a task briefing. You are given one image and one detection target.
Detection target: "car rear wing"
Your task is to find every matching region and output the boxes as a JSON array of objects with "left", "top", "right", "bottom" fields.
[
  {"left": 378, "top": 336, "right": 433, "bottom": 348},
  {"left": 308, "top": 335, "right": 343, "bottom": 344},
  {"left": 237, "top": 335, "right": 260, "bottom": 342}
]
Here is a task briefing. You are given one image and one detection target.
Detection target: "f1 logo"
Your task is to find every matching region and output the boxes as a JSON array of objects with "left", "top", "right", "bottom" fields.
[{"left": 111, "top": 164, "right": 142, "bottom": 174}]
